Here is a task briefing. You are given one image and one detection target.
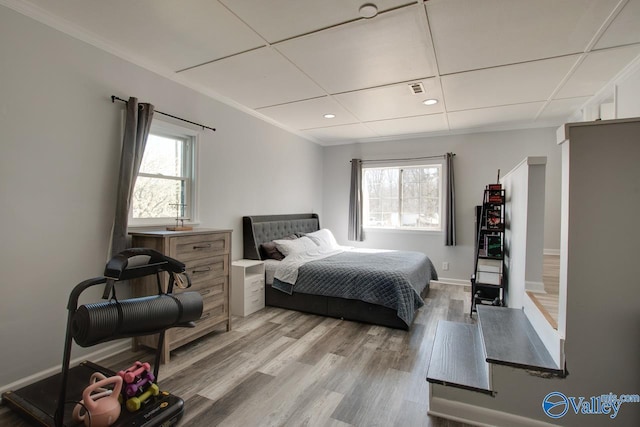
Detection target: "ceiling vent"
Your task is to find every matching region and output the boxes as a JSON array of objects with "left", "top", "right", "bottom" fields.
[{"left": 408, "top": 82, "right": 425, "bottom": 95}]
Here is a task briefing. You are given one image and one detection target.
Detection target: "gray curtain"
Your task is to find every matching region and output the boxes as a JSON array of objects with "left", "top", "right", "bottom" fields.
[
  {"left": 110, "top": 97, "right": 154, "bottom": 256},
  {"left": 444, "top": 152, "right": 456, "bottom": 246},
  {"left": 348, "top": 159, "right": 364, "bottom": 241}
]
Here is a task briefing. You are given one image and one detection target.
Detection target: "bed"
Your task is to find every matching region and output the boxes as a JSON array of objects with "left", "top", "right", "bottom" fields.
[{"left": 242, "top": 214, "right": 437, "bottom": 329}]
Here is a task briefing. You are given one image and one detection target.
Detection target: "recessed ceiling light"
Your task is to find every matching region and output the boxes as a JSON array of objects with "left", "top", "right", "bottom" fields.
[
  {"left": 323, "top": 113, "right": 336, "bottom": 119},
  {"left": 359, "top": 3, "right": 378, "bottom": 19},
  {"left": 423, "top": 99, "right": 439, "bottom": 106}
]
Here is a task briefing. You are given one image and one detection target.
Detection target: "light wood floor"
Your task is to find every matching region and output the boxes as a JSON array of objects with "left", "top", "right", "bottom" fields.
[
  {"left": 0, "top": 283, "right": 475, "bottom": 427},
  {"left": 528, "top": 255, "right": 560, "bottom": 329}
]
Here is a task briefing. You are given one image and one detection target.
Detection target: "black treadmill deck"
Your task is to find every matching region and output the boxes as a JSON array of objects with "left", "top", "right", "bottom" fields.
[{"left": 2, "top": 361, "right": 183, "bottom": 427}]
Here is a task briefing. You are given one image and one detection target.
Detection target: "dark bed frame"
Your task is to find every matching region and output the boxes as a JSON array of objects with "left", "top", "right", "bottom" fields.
[{"left": 243, "top": 213, "right": 427, "bottom": 330}]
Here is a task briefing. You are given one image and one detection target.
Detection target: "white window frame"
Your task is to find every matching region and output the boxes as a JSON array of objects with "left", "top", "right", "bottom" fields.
[
  {"left": 362, "top": 161, "right": 443, "bottom": 232},
  {"left": 128, "top": 120, "right": 199, "bottom": 227}
]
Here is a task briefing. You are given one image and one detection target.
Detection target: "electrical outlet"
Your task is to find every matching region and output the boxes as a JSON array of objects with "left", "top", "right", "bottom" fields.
[{"left": 442, "top": 262, "right": 449, "bottom": 271}]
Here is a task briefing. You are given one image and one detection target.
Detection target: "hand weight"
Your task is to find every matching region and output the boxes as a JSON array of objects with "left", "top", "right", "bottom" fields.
[{"left": 76, "top": 375, "right": 123, "bottom": 427}]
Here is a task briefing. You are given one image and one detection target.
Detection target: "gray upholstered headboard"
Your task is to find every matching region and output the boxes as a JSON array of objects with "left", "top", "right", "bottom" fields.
[{"left": 243, "top": 213, "right": 320, "bottom": 260}]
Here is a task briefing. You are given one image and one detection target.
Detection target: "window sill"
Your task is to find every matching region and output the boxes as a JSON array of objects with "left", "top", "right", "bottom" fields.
[
  {"left": 364, "top": 227, "right": 442, "bottom": 235},
  {"left": 128, "top": 221, "right": 200, "bottom": 232}
]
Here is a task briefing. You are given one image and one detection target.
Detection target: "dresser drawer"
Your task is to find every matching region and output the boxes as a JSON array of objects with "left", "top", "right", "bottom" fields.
[
  {"left": 130, "top": 229, "right": 232, "bottom": 363},
  {"left": 246, "top": 274, "right": 265, "bottom": 291},
  {"left": 245, "top": 279, "right": 264, "bottom": 300},
  {"left": 171, "top": 233, "right": 230, "bottom": 262},
  {"left": 175, "top": 274, "right": 228, "bottom": 302},
  {"left": 167, "top": 293, "right": 228, "bottom": 347},
  {"left": 178, "top": 256, "right": 228, "bottom": 290},
  {"left": 244, "top": 290, "right": 265, "bottom": 316},
  {"left": 244, "top": 275, "right": 264, "bottom": 315}
]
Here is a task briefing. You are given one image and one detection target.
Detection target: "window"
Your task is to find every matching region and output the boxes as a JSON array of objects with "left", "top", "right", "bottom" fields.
[
  {"left": 130, "top": 121, "right": 197, "bottom": 225},
  {"left": 363, "top": 164, "right": 442, "bottom": 231}
]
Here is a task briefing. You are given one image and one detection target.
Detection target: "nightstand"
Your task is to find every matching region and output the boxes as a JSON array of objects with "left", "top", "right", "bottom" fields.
[{"left": 231, "top": 259, "right": 265, "bottom": 316}]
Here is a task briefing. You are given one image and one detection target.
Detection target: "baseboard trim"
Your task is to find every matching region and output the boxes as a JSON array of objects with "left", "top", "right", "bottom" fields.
[
  {"left": 0, "top": 340, "right": 131, "bottom": 397},
  {"left": 429, "top": 396, "right": 557, "bottom": 427},
  {"left": 432, "top": 278, "right": 471, "bottom": 287},
  {"left": 543, "top": 248, "right": 560, "bottom": 256}
]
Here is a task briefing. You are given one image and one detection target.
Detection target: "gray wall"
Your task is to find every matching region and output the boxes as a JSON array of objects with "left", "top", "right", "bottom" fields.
[
  {"left": 561, "top": 119, "right": 640, "bottom": 425},
  {"left": 0, "top": 6, "right": 322, "bottom": 389},
  {"left": 321, "top": 128, "right": 562, "bottom": 283}
]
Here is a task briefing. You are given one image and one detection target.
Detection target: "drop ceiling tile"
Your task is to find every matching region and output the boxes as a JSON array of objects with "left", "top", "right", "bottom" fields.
[
  {"left": 334, "top": 79, "right": 443, "bottom": 122},
  {"left": 16, "top": 0, "right": 640, "bottom": 144},
  {"left": 442, "top": 55, "right": 580, "bottom": 112},
  {"left": 180, "top": 47, "right": 326, "bottom": 108},
  {"left": 556, "top": 45, "right": 640, "bottom": 98},
  {"left": 448, "top": 103, "right": 545, "bottom": 131},
  {"left": 276, "top": 6, "right": 437, "bottom": 94},
  {"left": 220, "top": 0, "right": 414, "bottom": 43},
  {"left": 538, "top": 97, "right": 591, "bottom": 122},
  {"left": 595, "top": 0, "right": 640, "bottom": 49},
  {"left": 26, "top": 0, "right": 265, "bottom": 71},
  {"left": 365, "top": 114, "right": 449, "bottom": 137},
  {"left": 303, "top": 124, "right": 380, "bottom": 144},
  {"left": 427, "top": 0, "right": 621, "bottom": 74},
  {"left": 257, "top": 96, "right": 359, "bottom": 130}
]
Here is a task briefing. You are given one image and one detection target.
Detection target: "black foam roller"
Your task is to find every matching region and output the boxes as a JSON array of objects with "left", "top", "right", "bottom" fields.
[{"left": 72, "top": 292, "right": 203, "bottom": 347}]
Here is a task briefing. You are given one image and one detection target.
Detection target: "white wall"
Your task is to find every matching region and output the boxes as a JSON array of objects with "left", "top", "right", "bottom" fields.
[
  {"left": 502, "top": 157, "right": 547, "bottom": 308},
  {"left": 616, "top": 61, "right": 640, "bottom": 118},
  {"left": 501, "top": 158, "right": 564, "bottom": 366},
  {"left": 577, "top": 54, "right": 640, "bottom": 122},
  {"left": 0, "top": 6, "right": 322, "bottom": 389},
  {"left": 322, "top": 128, "right": 561, "bottom": 283}
]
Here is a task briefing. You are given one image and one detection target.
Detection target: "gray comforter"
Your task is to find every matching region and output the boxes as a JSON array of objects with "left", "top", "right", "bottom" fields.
[{"left": 272, "top": 250, "right": 438, "bottom": 326}]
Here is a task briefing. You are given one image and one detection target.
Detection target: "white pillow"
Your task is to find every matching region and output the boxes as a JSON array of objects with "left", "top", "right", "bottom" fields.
[
  {"left": 306, "top": 229, "right": 339, "bottom": 251},
  {"left": 274, "top": 236, "right": 317, "bottom": 256}
]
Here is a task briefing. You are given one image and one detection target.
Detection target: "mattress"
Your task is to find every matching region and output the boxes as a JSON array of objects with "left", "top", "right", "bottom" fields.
[{"left": 269, "top": 248, "right": 437, "bottom": 325}]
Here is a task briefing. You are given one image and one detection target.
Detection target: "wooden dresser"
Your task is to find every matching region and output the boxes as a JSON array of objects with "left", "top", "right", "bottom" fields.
[{"left": 129, "top": 228, "right": 232, "bottom": 363}]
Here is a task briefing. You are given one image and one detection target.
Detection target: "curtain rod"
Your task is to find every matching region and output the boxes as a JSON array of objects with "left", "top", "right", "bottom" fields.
[
  {"left": 352, "top": 153, "right": 455, "bottom": 164},
  {"left": 111, "top": 96, "right": 216, "bottom": 132}
]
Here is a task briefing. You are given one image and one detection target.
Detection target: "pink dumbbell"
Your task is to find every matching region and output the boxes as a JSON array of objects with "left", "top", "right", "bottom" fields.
[{"left": 117, "top": 361, "right": 151, "bottom": 384}]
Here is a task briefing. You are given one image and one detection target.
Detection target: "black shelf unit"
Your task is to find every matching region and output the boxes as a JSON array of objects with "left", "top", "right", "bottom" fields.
[{"left": 471, "top": 186, "right": 505, "bottom": 316}]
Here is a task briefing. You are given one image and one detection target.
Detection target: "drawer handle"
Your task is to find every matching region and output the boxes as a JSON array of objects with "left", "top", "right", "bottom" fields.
[
  {"left": 193, "top": 244, "right": 212, "bottom": 250},
  {"left": 199, "top": 312, "right": 211, "bottom": 321},
  {"left": 192, "top": 267, "right": 212, "bottom": 274},
  {"left": 201, "top": 289, "right": 212, "bottom": 296}
]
